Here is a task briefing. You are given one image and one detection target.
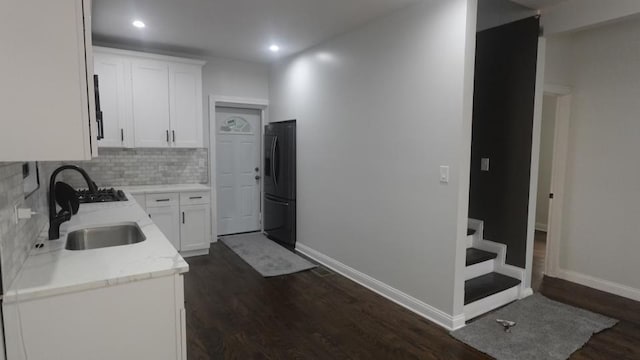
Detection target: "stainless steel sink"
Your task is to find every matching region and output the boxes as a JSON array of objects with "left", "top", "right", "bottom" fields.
[{"left": 65, "top": 223, "right": 146, "bottom": 250}]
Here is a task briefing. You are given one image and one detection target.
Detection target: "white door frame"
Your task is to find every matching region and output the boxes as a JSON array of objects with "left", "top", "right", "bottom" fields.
[
  {"left": 541, "top": 85, "right": 572, "bottom": 277},
  {"left": 209, "top": 95, "right": 269, "bottom": 241},
  {"left": 523, "top": 38, "right": 547, "bottom": 294}
]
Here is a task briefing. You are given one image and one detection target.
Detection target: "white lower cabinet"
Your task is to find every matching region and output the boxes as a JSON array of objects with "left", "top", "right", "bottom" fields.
[
  {"left": 180, "top": 204, "right": 211, "bottom": 252},
  {"left": 148, "top": 204, "right": 181, "bottom": 250},
  {"left": 3, "top": 274, "right": 186, "bottom": 360},
  {"left": 140, "top": 191, "right": 211, "bottom": 256}
]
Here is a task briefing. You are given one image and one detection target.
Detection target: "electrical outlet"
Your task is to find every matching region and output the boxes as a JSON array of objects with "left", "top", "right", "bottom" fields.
[
  {"left": 481, "top": 158, "right": 490, "bottom": 172},
  {"left": 14, "top": 204, "right": 35, "bottom": 223}
]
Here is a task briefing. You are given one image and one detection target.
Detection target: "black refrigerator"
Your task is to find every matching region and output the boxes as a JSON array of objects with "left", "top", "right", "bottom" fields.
[{"left": 264, "top": 120, "right": 296, "bottom": 248}]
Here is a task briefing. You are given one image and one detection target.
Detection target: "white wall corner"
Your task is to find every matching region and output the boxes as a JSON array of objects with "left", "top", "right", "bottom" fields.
[
  {"left": 296, "top": 243, "right": 462, "bottom": 331},
  {"left": 453, "top": 0, "right": 479, "bottom": 319},
  {"left": 523, "top": 37, "right": 547, "bottom": 291},
  {"left": 451, "top": 314, "right": 467, "bottom": 330}
]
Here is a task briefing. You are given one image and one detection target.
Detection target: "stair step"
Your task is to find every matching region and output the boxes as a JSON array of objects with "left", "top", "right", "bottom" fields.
[
  {"left": 466, "top": 248, "right": 497, "bottom": 266},
  {"left": 465, "top": 272, "right": 521, "bottom": 305},
  {"left": 467, "top": 228, "right": 476, "bottom": 236}
]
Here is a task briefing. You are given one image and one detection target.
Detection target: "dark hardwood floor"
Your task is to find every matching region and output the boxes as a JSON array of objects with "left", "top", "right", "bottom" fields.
[
  {"left": 184, "top": 242, "right": 640, "bottom": 359},
  {"left": 532, "top": 230, "right": 547, "bottom": 291}
]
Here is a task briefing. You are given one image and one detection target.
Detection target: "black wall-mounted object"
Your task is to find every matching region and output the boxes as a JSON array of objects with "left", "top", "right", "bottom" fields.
[
  {"left": 468, "top": 17, "right": 540, "bottom": 268},
  {"left": 94, "top": 74, "right": 104, "bottom": 140}
]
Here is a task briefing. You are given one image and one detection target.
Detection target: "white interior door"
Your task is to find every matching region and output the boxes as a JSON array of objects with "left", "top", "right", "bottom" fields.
[{"left": 216, "top": 107, "right": 261, "bottom": 235}]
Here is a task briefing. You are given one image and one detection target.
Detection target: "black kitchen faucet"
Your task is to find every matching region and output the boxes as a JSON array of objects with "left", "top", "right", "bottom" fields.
[{"left": 48, "top": 165, "right": 98, "bottom": 240}]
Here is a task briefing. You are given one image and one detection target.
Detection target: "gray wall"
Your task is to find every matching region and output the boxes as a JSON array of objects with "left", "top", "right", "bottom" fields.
[
  {"left": 59, "top": 148, "right": 208, "bottom": 188},
  {"left": 550, "top": 18, "right": 640, "bottom": 296},
  {"left": 202, "top": 56, "right": 270, "bottom": 148},
  {"left": 270, "top": 0, "right": 476, "bottom": 316},
  {"left": 0, "top": 163, "right": 49, "bottom": 293}
]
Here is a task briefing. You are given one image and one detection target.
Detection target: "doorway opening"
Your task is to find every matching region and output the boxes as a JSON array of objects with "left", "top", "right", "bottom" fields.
[
  {"left": 532, "top": 94, "right": 558, "bottom": 290},
  {"left": 209, "top": 96, "right": 269, "bottom": 239},
  {"left": 536, "top": 86, "right": 572, "bottom": 286}
]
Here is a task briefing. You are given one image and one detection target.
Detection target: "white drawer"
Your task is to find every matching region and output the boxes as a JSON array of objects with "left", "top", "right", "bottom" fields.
[
  {"left": 146, "top": 192, "right": 179, "bottom": 208},
  {"left": 180, "top": 191, "right": 210, "bottom": 206}
]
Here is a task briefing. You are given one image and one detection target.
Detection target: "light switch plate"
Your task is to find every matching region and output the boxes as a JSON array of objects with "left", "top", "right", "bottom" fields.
[
  {"left": 481, "top": 158, "right": 490, "bottom": 172},
  {"left": 440, "top": 166, "right": 449, "bottom": 183}
]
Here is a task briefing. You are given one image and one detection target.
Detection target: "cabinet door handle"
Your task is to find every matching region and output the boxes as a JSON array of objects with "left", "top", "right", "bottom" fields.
[
  {"left": 182, "top": 212, "right": 185, "bottom": 224},
  {"left": 189, "top": 196, "right": 202, "bottom": 200},
  {"left": 121, "top": 128, "right": 124, "bottom": 142},
  {"left": 155, "top": 199, "right": 170, "bottom": 202},
  {"left": 166, "top": 130, "right": 170, "bottom": 143},
  {"left": 172, "top": 130, "right": 176, "bottom": 143}
]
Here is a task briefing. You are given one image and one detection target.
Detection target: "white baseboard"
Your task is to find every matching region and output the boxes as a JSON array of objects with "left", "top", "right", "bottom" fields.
[
  {"left": 535, "top": 222, "right": 548, "bottom": 232},
  {"left": 180, "top": 248, "right": 209, "bottom": 258},
  {"left": 295, "top": 243, "right": 464, "bottom": 330},
  {"left": 557, "top": 268, "right": 640, "bottom": 302},
  {"left": 520, "top": 287, "right": 534, "bottom": 298}
]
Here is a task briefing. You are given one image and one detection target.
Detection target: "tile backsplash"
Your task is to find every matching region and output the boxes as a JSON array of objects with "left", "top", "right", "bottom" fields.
[
  {"left": 0, "top": 149, "right": 208, "bottom": 292},
  {"left": 0, "top": 163, "right": 49, "bottom": 293},
  {"left": 59, "top": 148, "right": 209, "bottom": 188}
]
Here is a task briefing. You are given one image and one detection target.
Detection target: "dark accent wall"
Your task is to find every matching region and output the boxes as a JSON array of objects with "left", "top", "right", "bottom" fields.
[{"left": 468, "top": 17, "right": 540, "bottom": 268}]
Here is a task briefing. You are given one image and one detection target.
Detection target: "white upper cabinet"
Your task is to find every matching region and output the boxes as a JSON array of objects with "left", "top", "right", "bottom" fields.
[
  {"left": 170, "top": 64, "right": 204, "bottom": 148},
  {"left": 93, "top": 47, "right": 205, "bottom": 149},
  {"left": 94, "top": 53, "right": 134, "bottom": 148},
  {"left": 0, "top": 0, "right": 97, "bottom": 161},
  {"left": 132, "top": 59, "right": 171, "bottom": 148}
]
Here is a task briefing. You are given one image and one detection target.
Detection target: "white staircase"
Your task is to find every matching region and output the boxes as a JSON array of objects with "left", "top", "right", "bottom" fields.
[{"left": 463, "top": 219, "right": 528, "bottom": 320}]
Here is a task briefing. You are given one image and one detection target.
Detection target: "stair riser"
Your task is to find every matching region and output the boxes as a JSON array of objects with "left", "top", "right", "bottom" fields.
[
  {"left": 465, "top": 259, "right": 494, "bottom": 280},
  {"left": 466, "top": 235, "right": 474, "bottom": 248},
  {"left": 464, "top": 286, "right": 519, "bottom": 320}
]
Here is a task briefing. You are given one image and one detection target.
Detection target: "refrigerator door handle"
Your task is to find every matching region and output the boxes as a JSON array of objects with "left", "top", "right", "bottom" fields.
[
  {"left": 265, "top": 197, "right": 289, "bottom": 206},
  {"left": 272, "top": 136, "right": 278, "bottom": 188}
]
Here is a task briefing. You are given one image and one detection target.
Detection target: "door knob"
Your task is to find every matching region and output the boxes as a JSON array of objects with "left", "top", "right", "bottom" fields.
[
  {"left": 255, "top": 167, "right": 259, "bottom": 172},
  {"left": 255, "top": 175, "right": 261, "bottom": 180}
]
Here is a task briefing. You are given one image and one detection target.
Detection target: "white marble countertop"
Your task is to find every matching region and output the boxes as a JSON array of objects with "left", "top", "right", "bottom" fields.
[
  {"left": 3, "top": 192, "right": 189, "bottom": 304},
  {"left": 122, "top": 184, "right": 210, "bottom": 194}
]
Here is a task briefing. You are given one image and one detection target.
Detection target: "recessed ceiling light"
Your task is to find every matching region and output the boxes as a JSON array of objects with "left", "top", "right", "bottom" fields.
[
  {"left": 132, "top": 20, "right": 146, "bottom": 28},
  {"left": 269, "top": 44, "right": 280, "bottom": 52}
]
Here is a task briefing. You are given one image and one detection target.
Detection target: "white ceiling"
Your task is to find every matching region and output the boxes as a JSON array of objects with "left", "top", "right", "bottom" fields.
[
  {"left": 92, "top": 0, "right": 420, "bottom": 63},
  {"left": 509, "top": 0, "right": 568, "bottom": 10}
]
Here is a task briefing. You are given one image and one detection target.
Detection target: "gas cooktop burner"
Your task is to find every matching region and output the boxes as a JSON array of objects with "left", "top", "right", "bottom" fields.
[{"left": 77, "top": 188, "right": 128, "bottom": 203}]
